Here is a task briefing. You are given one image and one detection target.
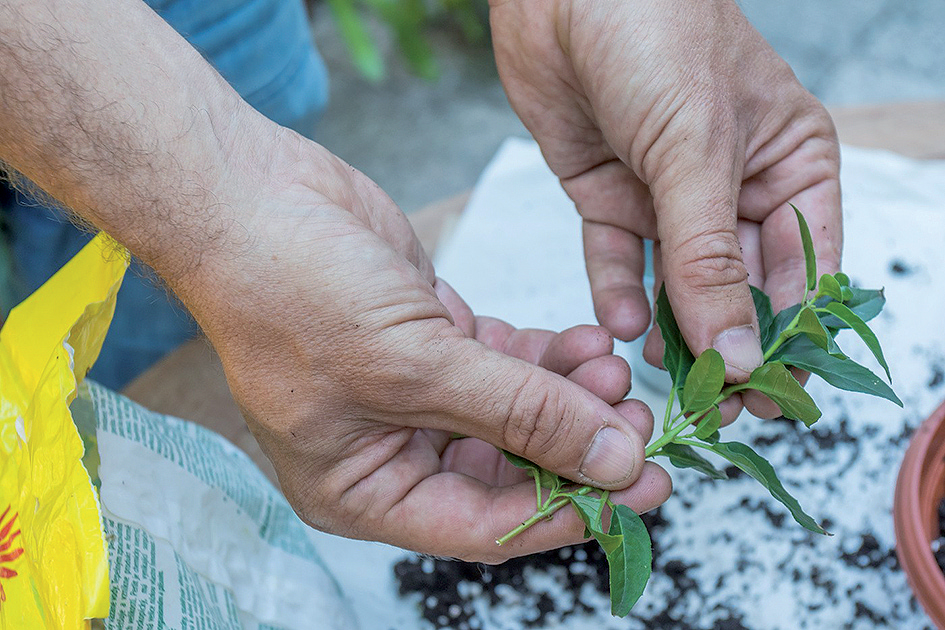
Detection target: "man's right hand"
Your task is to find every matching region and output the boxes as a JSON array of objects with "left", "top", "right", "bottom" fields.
[
  {"left": 0, "top": 0, "right": 671, "bottom": 560},
  {"left": 173, "top": 122, "right": 671, "bottom": 561}
]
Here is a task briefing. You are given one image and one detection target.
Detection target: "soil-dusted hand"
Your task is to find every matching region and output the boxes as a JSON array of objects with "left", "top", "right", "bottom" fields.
[
  {"left": 0, "top": 0, "right": 671, "bottom": 561},
  {"left": 490, "top": 0, "right": 843, "bottom": 421}
]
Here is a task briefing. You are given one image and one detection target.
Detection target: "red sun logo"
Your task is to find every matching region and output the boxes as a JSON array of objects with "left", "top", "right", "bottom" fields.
[{"left": 0, "top": 505, "right": 24, "bottom": 608}]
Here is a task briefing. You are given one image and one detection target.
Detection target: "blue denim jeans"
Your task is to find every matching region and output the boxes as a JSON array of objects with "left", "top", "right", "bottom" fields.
[{"left": 1, "top": 0, "right": 329, "bottom": 389}]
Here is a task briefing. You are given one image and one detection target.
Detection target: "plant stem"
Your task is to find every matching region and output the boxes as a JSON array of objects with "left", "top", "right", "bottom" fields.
[
  {"left": 762, "top": 306, "right": 807, "bottom": 361},
  {"left": 676, "top": 437, "right": 717, "bottom": 452},
  {"left": 532, "top": 472, "right": 543, "bottom": 510},
  {"left": 496, "top": 486, "right": 593, "bottom": 546},
  {"left": 662, "top": 387, "right": 676, "bottom": 432},
  {"left": 644, "top": 406, "right": 713, "bottom": 457}
]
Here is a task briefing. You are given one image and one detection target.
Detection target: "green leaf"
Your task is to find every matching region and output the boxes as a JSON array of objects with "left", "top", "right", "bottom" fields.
[
  {"left": 707, "top": 440, "right": 827, "bottom": 534},
  {"left": 795, "top": 307, "right": 828, "bottom": 349},
  {"left": 502, "top": 450, "right": 536, "bottom": 472},
  {"left": 818, "top": 287, "right": 885, "bottom": 328},
  {"left": 791, "top": 204, "right": 817, "bottom": 292},
  {"left": 568, "top": 494, "right": 656, "bottom": 616},
  {"left": 700, "top": 430, "right": 721, "bottom": 444},
  {"left": 744, "top": 363, "right": 822, "bottom": 427},
  {"left": 750, "top": 285, "right": 775, "bottom": 348},
  {"left": 569, "top": 495, "right": 621, "bottom": 550},
  {"left": 762, "top": 303, "right": 802, "bottom": 352},
  {"left": 692, "top": 406, "right": 723, "bottom": 440},
  {"left": 606, "top": 504, "right": 652, "bottom": 617},
  {"left": 795, "top": 308, "right": 845, "bottom": 358},
  {"left": 834, "top": 272, "right": 851, "bottom": 287},
  {"left": 501, "top": 451, "right": 560, "bottom": 489},
  {"left": 821, "top": 302, "right": 891, "bottom": 381},
  {"left": 654, "top": 442, "right": 727, "bottom": 480},
  {"left": 655, "top": 285, "right": 694, "bottom": 391},
  {"left": 682, "top": 349, "right": 725, "bottom": 413},
  {"left": 844, "top": 287, "right": 885, "bottom": 321},
  {"left": 817, "top": 273, "right": 843, "bottom": 301},
  {"left": 773, "top": 336, "right": 902, "bottom": 406},
  {"left": 540, "top": 470, "right": 562, "bottom": 492}
]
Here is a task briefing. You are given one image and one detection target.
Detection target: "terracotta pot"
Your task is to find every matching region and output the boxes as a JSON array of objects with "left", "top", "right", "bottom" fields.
[{"left": 895, "top": 399, "right": 945, "bottom": 629}]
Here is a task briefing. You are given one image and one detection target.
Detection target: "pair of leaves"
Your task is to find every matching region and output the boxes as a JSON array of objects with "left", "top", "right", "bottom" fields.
[
  {"left": 773, "top": 336, "right": 902, "bottom": 406},
  {"left": 758, "top": 298, "right": 838, "bottom": 360},
  {"left": 503, "top": 459, "right": 655, "bottom": 617},
  {"left": 685, "top": 291, "right": 822, "bottom": 427},
  {"left": 756, "top": 297, "right": 898, "bottom": 406},
  {"left": 793, "top": 308, "right": 845, "bottom": 358},
  {"left": 817, "top": 272, "right": 844, "bottom": 302},
  {"left": 570, "top": 496, "right": 651, "bottom": 617}
]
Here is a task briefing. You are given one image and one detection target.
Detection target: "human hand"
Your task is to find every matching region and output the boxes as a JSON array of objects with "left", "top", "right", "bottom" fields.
[
  {"left": 172, "top": 119, "right": 670, "bottom": 561},
  {"left": 490, "top": 0, "right": 842, "bottom": 421},
  {"left": 0, "top": 0, "right": 668, "bottom": 561}
]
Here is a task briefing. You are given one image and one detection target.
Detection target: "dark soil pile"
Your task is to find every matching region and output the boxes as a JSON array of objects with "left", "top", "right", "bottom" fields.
[
  {"left": 392, "top": 509, "right": 745, "bottom": 629},
  {"left": 394, "top": 510, "right": 669, "bottom": 629}
]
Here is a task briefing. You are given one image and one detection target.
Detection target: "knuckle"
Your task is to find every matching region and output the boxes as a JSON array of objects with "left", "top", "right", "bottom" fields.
[
  {"left": 674, "top": 229, "right": 749, "bottom": 294},
  {"left": 501, "top": 372, "right": 566, "bottom": 461},
  {"left": 639, "top": 91, "right": 740, "bottom": 183},
  {"left": 797, "top": 95, "right": 839, "bottom": 144}
]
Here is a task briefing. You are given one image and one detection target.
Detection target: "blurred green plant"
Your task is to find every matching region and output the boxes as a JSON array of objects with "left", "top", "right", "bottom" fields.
[{"left": 324, "top": 0, "right": 487, "bottom": 81}]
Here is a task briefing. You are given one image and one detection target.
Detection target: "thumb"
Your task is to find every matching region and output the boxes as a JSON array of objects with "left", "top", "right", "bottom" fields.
[
  {"left": 434, "top": 338, "right": 646, "bottom": 490},
  {"left": 653, "top": 154, "right": 763, "bottom": 383}
]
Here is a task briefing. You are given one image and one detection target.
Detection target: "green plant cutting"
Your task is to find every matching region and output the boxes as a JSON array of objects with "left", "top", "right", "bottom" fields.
[{"left": 495, "top": 205, "right": 902, "bottom": 617}]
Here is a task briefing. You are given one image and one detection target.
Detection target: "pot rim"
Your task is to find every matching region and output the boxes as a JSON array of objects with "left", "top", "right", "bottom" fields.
[{"left": 894, "top": 398, "right": 945, "bottom": 628}]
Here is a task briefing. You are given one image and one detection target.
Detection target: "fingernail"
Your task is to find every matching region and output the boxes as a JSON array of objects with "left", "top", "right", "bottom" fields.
[
  {"left": 580, "top": 427, "right": 637, "bottom": 485},
  {"left": 712, "top": 325, "right": 763, "bottom": 380}
]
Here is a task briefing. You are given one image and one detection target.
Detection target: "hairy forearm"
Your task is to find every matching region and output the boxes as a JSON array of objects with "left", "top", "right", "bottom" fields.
[{"left": 0, "top": 0, "right": 261, "bottom": 281}]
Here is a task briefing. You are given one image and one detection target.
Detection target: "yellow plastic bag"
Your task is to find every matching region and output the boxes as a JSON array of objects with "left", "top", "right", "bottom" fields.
[{"left": 0, "top": 233, "right": 128, "bottom": 629}]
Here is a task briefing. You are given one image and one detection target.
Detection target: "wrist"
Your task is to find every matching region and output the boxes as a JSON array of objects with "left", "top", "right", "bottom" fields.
[
  {"left": 162, "top": 111, "right": 362, "bottom": 328},
  {"left": 123, "top": 91, "right": 260, "bottom": 283}
]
